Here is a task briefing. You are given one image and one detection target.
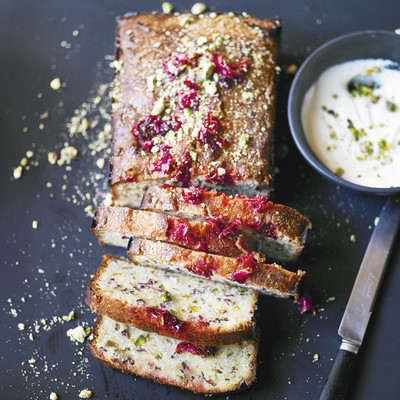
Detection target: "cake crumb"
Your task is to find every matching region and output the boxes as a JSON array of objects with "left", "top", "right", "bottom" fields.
[
  {"left": 32, "top": 220, "right": 39, "bottom": 229},
  {"left": 62, "top": 311, "right": 75, "bottom": 321},
  {"left": 67, "top": 325, "right": 89, "bottom": 344},
  {"left": 162, "top": 2, "right": 174, "bottom": 14},
  {"left": 350, "top": 234, "right": 357, "bottom": 243},
  {"left": 50, "top": 78, "right": 62, "bottom": 91},
  {"left": 286, "top": 64, "right": 298, "bottom": 74},
  {"left": 191, "top": 2, "right": 207, "bottom": 15},
  {"left": 13, "top": 166, "right": 23, "bottom": 180},
  {"left": 79, "top": 389, "right": 93, "bottom": 398}
]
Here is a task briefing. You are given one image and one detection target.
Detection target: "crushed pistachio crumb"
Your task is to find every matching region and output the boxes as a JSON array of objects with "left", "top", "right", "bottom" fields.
[
  {"left": 60, "top": 146, "right": 78, "bottom": 163},
  {"left": 50, "top": 77, "right": 62, "bottom": 91},
  {"left": 334, "top": 167, "right": 345, "bottom": 177},
  {"left": 32, "top": 220, "right": 39, "bottom": 229},
  {"left": 78, "top": 389, "right": 93, "bottom": 399},
  {"left": 18, "top": 323, "right": 26, "bottom": 331},
  {"left": 350, "top": 234, "right": 357, "bottom": 243},
  {"left": 286, "top": 64, "right": 298, "bottom": 74},
  {"left": 313, "top": 353, "right": 320, "bottom": 362},
  {"left": 49, "top": 392, "right": 58, "bottom": 400},
  {"left": 48, "top": 151, "right": 58, "bottom": 164},
  {"left": 13, "top": 166, "right": 23, "bottom": 180},
  {"left": 67, "top": 325, "right": 89, "bottom": 344},
  {"left": 62, "top": 311, "right": 75, "bottom": 321},
  {"left": 191, "top": 2, "right": 207, "bottom": 15},
  {"left": 162, "top": 2, "right": 174, "bottom": 14}
]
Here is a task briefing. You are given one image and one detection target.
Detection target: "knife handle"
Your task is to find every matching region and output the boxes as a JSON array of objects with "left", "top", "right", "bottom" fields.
[{"left": 319, "top": 345, "right": 358, "bottom": 400}]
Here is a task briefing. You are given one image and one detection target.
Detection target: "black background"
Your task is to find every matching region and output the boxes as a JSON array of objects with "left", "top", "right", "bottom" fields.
[{"left": 1, "top": 0, "right": 400, "bottom": 399}]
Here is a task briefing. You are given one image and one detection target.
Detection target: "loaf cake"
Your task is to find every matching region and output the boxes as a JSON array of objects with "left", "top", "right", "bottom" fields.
[
  {"left": 127, "top": 237, "right": 306, "bottom": 297},
  {"left": 87, "top": 254, "right": 258, "bottom": 345},
  {"left": 110, "top": 13, "right": 280, "bottom": 207},
  {"left": 141, "top": 185, "right": 309, "bottom": 261},
  {"left": 88, "top": 315, "right": 259, "bottom": 394},
  {"left": 92, "top": 206, "right": 260, "bottom": 258}
]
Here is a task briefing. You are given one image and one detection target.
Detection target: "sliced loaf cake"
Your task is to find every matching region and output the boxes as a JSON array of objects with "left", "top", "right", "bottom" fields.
[
  {"left": 127, "top": 237, "right": 305, "bottom": 298},
  {"left": 87, "top": 255, "right": 258, "bottom": 346},
  {"left": 92, "top": 206, "right": 260, "bottom": 258},
  {"left": 141, "top": 185, "right": 309, "bottom": 261},
  {"left": 88, "top": 315, "right": 259, "bottom": 394}
]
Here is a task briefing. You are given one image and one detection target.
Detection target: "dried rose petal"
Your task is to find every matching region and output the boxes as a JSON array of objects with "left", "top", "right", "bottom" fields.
[
  {"left": 294, "top": 295, "right": 316, "bottom": 315},
  {"left": 246, "top": 195, "right": 271, "bottom": 212},
  {"left": 187, "top": 259, "right": 217, "bottom": 278},
  {"left": 182, "top": 186, "right": 206, "bottom": 205},
  {"left": 131, "top": 115, "right": 182, "bottom": 151},
  {"left": 218, "top": 219, "right": 242, "bottom": 238},
  {"left": 183, "top": 79, "right": 200, "bottom": 91},
  {"left": 163, "top": 53, "right": 200, "bottom": 80},
  {"left": 151, "top": 145, "right": 176, "bottom": 174},
  {"left": 173, "top": 151, "right": 192, "bottom": 186},
  {"left": 229, "top": 268, "right": 253, "bottom": 283},
  {"left": 177, "top": 90, "right": 199, "bottom": 111},
  {"left": 206, "top": 168, "right": 234, "bottom": 186},
  {"left": 211, "top": 53, "right": 251, "bottom": 83},
  {"left": 237, "top": 252, "right": 258, "bottom": 270},
  {"left": 147, "top": 307, "right": 186, "bottom": 335},
  {"left": 197, "top": 112, "right": 226, "bottom": 151},
  {"left": 175, "top": 342, "right": 217, "bottom": 357}
]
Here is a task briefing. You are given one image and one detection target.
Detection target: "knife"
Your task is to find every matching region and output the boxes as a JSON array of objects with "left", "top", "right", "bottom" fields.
[{"left": 319, "top": 196, "right": 400, "bottom": 400}]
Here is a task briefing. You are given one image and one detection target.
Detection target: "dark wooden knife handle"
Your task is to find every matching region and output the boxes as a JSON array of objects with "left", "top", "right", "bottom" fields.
[{"left": 319, "top": 348, "right": 357, "bottom": 400}]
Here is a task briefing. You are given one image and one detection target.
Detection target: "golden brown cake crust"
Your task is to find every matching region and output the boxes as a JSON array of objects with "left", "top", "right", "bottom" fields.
[
  {"left": 127, "top": 237, "right": 305, "bottom": 298},
  {"left": 110, "top": 13, "right": 280, "bottom": 197}
]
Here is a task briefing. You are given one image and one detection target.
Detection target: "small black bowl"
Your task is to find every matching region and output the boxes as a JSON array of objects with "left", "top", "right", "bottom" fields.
[{"left": 288, "top": 30, "right": 400, "bottom": 195}]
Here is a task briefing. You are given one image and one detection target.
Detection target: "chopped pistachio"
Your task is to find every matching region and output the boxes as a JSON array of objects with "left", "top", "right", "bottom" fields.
[
  {"left": 350, "top": 234, "right": 357, "bottom": 243},
  {"left": 386, "top": 101, "right": 397, "bottom": 112},
  {"left": 78, "top": 389, "right": 93, "bottom": 399},
  {"left": 13, "top": 166, "right": 23, "bottom": 180},
  {"left": 62, "top": 311, "right": 75, "bottom": 321},
  {"left": 18, "top": 323, "right": 26, "bottom": 330},
  {"left": 60, "top": 146, "right": 78, "bottom": 163},
  {"left": 160, "top": 290, "right": 172, "bottom": 302},
  {"left": 49, "top": 392, "right": 58, "bottom": 400},
  {"left": 32, "top": 220, "right": 39, "bottom": 229},
  {"left": 201, "top": 61, "right": 215, "bottom": 81},
  {"left": 196, "top": 36, "right": 208, "bottom": 46},
  {"left": 191, "top": 2, "right": 207, "bottom": 15},
  {"left": 161, "top": 2, "right": 174, "bottom": 14},
  {"left": 50, "top": 78, "right": 62, "bottom": 91},
  {"left": 26, "top": 150, "right": 34, "bottom": 158},
  {"left": 20, "top": 157, "right": 28, "bottom": 167},
  {"left": 151, "top": 98, "right": 165, "bottom": 116},
  {"left": 134, "top": 334, "right": 147, "bottom": 347},
  {"left": 313, "top": 353, "right": 320, "bottom": 362},
  {"left": 47, "top": 151, "right": 58, "bottom": 165},
  {"left": 147, "top": 75, "right": 156, "bottom": 92},
  {"left": 242, "top": 91, "right": 254, "bottom": 101},
  {"left": 217, "top": 167, "right": 226, "bottom": 176},
  {"left": 334, "top": 167, "right": 345, "bottom": 177}
]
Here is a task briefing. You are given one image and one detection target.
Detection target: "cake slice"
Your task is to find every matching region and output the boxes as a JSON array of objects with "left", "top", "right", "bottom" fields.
[
  {"left": 87, "top": 255, "right": 258, "bottom": 346},
  {"left": 88, "top": 315, "right": 259, "bottom": 394},
  {"left": 92, "top": 206, "right": 260, "bottom": 259},
  {"left": 110, "top": 13, "right": 280, "bottom": 208},
  {"left": 127, "top": 237, "right": 305, "bottom": 298},
  {"left": 141, "top": 185, "right": 309, "bottom": 261}
]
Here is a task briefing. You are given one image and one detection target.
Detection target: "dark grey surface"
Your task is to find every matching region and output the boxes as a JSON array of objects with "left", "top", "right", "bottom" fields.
[{"left": 1, "top": 1, "right": 399, "bottom": 399}]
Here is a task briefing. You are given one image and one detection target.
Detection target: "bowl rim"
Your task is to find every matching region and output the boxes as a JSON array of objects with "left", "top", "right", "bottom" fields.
[{"left": 287, "top": 29, "right": 400, "bottom": 195}]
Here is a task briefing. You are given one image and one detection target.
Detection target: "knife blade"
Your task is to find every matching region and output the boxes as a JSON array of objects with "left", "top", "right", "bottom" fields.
[{"left": 320, "top": 196, "right": 400, "bottom": 400}]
